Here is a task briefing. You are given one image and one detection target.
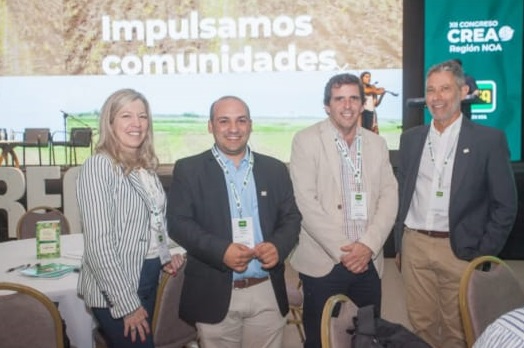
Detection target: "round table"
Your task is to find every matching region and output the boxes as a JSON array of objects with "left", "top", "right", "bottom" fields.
[{"left": 0, "top": 234, "right": 93, "bottom": 348}]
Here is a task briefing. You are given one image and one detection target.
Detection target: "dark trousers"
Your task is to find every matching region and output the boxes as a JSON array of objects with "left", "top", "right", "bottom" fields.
[
  {"left": 300, "top": 262, "right": 381, "bottom": 348},
  {"left": 92, "top": 258, "right": 161, "bottom": 348}
]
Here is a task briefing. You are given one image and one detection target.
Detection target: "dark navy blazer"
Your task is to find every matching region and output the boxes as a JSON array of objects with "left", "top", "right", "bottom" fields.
[
  {"left": 394, "top": 117, "right": 517, "bottom": 261},
  {"left": 167, "top": 149, "right": 301, "bottom": 324}
]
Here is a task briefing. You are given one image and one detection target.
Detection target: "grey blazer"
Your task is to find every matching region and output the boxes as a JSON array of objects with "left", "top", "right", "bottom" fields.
[
  {"left": 394, "top": 117, "right": 518, "bottom": 260},
  {"left": 76, "top": 154, "right": 167, "bottom": 318}
]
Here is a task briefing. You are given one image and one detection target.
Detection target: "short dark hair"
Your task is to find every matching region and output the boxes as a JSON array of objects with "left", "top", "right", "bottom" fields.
[{"left": 323, "top": 73, "right": 365, "bottom": 106}]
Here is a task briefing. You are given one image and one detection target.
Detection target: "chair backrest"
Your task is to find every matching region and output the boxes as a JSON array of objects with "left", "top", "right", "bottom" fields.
[
  {"left": 321, "top": 294, "right": 359, "bottom": 348},
  {"left": 0, "top": 282, "right": 64, "bottom": 348},
  {"left": 459, "top": 255, "right": 524, "bottom": 347},
  {"left": 23, "top": 128, "right": 50, "bottom": 146},
  {"left": 94, "top": 263, "right": 196, "bottom": 348},
  {"left": 152, "top": 263, "right": 197, "bottom": 348},
  {"left": 70, "top": 127, "right": 92, "bottom": 147},
  {"left": 285, "top": 259, "right": 305, "bottom": 342},
  {"left": 16, "top": 206, "right": 71, "bottom": 239}
]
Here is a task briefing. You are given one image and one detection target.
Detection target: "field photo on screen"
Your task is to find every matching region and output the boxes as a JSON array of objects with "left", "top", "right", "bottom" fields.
[{"left": 0, "top": 0, "right": 402, "bottom": 164}]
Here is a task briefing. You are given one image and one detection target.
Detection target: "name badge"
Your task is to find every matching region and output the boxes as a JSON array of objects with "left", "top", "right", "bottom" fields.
[
  {"left": 350, "top": 192, "right": 368, "bottom": 220},
  {"left": 232, "top": 217, "right": 255, "bottom": 248},
  {"left": 432, "top": 188, "right": 449, "bottom": 213}
]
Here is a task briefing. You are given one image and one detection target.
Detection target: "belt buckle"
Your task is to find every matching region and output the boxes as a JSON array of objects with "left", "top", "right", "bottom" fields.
[{"left": 234, "top": 278, "right": 249, "bottom": 290}]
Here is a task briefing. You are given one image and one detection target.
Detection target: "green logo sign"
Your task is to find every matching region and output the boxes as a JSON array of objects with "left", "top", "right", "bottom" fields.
[{"left": 472, "top": 80, "right": 496, "bottom": 113}]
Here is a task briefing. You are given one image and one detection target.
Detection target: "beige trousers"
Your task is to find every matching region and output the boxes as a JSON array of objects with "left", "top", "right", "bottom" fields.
[
  {"left": 196, "top": 279, "right": 286, "bottom": 348},
  {"left": 402, "top": 227, "right": 469, "bottom": 348}
]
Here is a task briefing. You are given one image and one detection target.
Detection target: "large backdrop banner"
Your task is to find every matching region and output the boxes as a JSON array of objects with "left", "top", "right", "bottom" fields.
[
  {"left": 0, "top": 0, "right": 403, "bottom": 163},
  {"left": 425, "top": 0, "right": 523, "bottom": 161}
]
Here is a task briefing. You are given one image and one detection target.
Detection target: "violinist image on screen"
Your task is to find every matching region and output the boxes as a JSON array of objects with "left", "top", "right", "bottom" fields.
[{"left": 359, "top": 71, "right": 398, "bottom": 134}]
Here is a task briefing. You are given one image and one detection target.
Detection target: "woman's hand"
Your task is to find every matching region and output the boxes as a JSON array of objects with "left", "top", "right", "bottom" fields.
[
  {"left": 162, "top": 253, "right": 186, "bottom": 276},
  {"left": 123, "top": 306, "right": 150, "bottom": 343}
]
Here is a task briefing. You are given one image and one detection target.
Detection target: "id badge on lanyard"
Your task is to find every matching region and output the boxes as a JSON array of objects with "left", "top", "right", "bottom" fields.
[
  {"left": 350, "top": 192, "right": 368, "bottom": 220},
  {"left": 232, "top": 217, "right": 255, "bottom": 248}
]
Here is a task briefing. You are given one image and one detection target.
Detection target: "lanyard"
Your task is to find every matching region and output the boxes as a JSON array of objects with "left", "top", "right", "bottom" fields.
[
  {"left": 334, "top": 133, "right": 362, "bottom": 189},
  {"left": 137, "top": 169, "right": 171, "bottom": 264},
  {"left": 211, "top": 146, "right": 254, "bottom": 218},
  {"left": 427, "top": 132, "right": 458, "bottom": 190}
]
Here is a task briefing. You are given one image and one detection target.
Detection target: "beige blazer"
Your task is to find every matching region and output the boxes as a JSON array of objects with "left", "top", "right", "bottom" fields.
[{"left": 289, "top": 119, "right": 398, "bottom": 278}]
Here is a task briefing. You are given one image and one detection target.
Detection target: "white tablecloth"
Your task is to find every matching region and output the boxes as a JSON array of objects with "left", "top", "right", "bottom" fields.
[{"left": 0, "top": 234, "right": 93, "bottom": 348}]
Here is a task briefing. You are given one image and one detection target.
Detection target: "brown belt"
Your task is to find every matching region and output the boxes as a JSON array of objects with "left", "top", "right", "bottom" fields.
[
  {"left": 409, "top": 227, "right": 449, "bottom": 238},
  {"left": 233, "top": 276, "right": 269, "bottom": 289}
]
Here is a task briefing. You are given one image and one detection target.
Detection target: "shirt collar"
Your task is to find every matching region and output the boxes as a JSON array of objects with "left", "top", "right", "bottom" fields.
[
  {"left": 213, "top": 145, "right": 251, "bottom": 168},
  {"left": 430, "top": 114, "right": 463, "bottom": 137}
]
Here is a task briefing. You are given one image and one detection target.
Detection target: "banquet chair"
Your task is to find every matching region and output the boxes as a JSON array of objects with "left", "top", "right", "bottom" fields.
[
  {"left": 95, "top": 262, "right": 197, "bottom": 348},
  {"left": 22, "top": 128, "right": 51, "bottom": 166},
  {"left": 285, "top": 260, "right": 305, "bottom": 343},
  {"left": 321, "top": 294, "right": 359, "bottom": 348},
  {"left": 0, "top": 282, "right": 65, "bottom": 348},
  {"left": 287, "top": 279, "right": 305, "bottom": 342},
  {"left": 16, "top": 206, "right": 71, "bottom": 239},
  {"left": 152, "top": 262, "right": 198, "bottom": 348},
  {"left": 52, "top": 127, "right": 93, "bottom": 166},
  {"left": 459, "top": 255, "right": 524, "bottom": 348}
]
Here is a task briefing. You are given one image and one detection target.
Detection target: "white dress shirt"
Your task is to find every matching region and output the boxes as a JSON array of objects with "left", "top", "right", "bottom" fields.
[{"left": 405, "top": 115, "right": 462, "bottom": 232}]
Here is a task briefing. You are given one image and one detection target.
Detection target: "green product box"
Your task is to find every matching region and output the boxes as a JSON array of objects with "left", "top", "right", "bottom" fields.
[{"left": 36, "top": 220, "right": 61, "bottom": 259}]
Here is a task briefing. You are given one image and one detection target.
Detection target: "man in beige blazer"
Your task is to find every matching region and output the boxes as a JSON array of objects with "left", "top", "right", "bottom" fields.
[{"left": 289, "top": 73, "right": 398, "bottom": 348}]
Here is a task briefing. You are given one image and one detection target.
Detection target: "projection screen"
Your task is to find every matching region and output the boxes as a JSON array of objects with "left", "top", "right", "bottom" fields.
[{"left": 0, "top": 0, "right": 403, "bottom": 163}]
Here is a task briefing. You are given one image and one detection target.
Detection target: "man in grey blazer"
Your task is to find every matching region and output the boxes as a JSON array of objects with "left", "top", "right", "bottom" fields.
[
  {"left": 394, "top": 60, "right": 517, "bottom": 348},
  {"left": 167, "top": 96, "right": 301, "bottom": 348},
  {"left": 289, "top": 73, "right": 398, "bottom": 348}
]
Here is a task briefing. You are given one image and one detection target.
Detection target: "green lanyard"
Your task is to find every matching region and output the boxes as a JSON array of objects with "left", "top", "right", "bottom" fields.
[{"left": 211, "top": 146, "right": 254, "bottom": 218}]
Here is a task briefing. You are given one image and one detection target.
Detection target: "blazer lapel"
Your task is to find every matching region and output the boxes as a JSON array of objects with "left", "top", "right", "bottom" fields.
[
  {"left": 319, "top": 120, "right": 342, "bottom": 190},
  {"left": 204, "top": 151, "right": 233, "bottom": 238},
  {"left": 252, "top": 155, "right": 269, "bottom": 239},
  {"left": 404, "top": 126, "right": 429, "bottom": 198},
  {"left": 361, "top": 131, "right": 373, "bottom": 190},
  {"left": 451, "top": 118, "right": 473, "bottom": 197},
  {"left": 127, "top": 170, "right": 152, "bottom": 209}
]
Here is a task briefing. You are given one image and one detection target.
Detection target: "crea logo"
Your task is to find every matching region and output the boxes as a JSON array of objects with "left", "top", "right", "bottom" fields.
[
  {"left": 447, "top": 21, "right": 514, "bottom": 44},
  {"left": 447, "top": 20, "right": 515, "bottom": 54},
  {"left": 498, "top": 26, "right": 514, "bottom": 41}
]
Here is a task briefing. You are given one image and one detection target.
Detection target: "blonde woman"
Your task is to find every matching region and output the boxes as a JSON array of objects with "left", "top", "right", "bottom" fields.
[{"left": 77, "top": 89, "right": 184, "bottom": 347}]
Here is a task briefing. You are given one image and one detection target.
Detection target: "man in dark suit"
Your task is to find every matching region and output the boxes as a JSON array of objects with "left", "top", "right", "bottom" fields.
[
  {"left": 394, "top": 60, "right": 517, "bottom": 348},
  {"left": 166, "top": 95, "right": 301, "bottom": 348}
]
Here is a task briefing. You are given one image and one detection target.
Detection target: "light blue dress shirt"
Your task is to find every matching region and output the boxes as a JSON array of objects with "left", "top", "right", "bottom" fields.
[{"left": 214, "top": 146, "right": 268, "bottom": 280}]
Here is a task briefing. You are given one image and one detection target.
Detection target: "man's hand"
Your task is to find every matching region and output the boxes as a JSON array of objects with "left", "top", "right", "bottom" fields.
[
  {"left": 340, "top": 242, "right": 372, "bottom": 274},
  {"left": 223, "top": 243, "right": 255, "bottom": 272},
  {"left": 254, "top": 242, "right": 279, "bottom": 269}
]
